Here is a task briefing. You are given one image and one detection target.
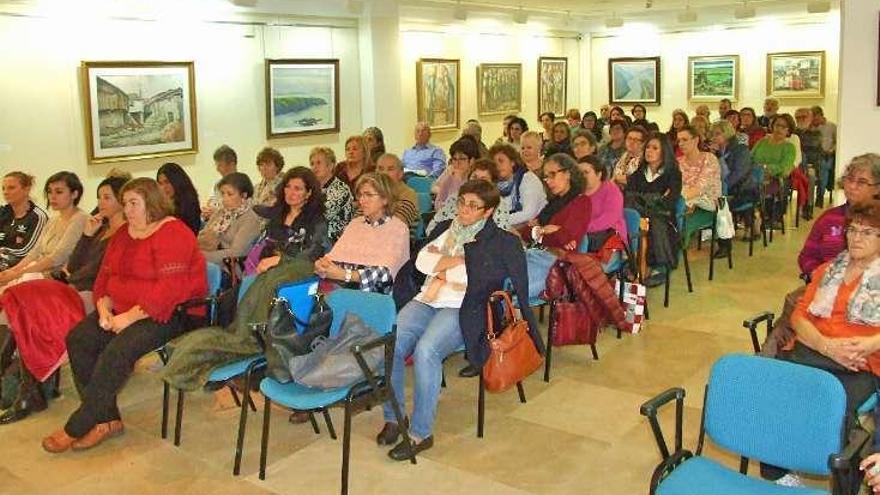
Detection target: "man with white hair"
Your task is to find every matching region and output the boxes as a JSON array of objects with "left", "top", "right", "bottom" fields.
[
  {"left": 758, "top": 97, "right": 779, "bottom": 129},
  {"left": 401, "top": 121, "right": 447, "bottom": 177}
]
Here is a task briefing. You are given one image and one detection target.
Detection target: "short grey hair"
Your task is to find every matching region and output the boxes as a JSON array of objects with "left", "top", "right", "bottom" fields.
[
  {"left": 846, "top": 153, "right": 880, "bottom": 184},
  {"left": 376, "top": 153, "right": 403, "bottom": 171},
  {"left": 415, "top": 121, "right": 430, "bottom": 132}
]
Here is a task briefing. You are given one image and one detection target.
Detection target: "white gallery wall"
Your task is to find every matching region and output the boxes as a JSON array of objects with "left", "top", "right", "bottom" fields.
[
  {"left": 590, "top": 15, "right": 841, "bottom": 128},
  {"left": 0, "top": 12, "right": 362, "bottom": 211}
]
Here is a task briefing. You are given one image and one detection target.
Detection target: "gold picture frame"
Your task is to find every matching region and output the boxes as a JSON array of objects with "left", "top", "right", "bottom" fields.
[
  {"left": 477, "top": 63, "right": 522, "bottom": 115},
  {"left": 416, "top": 58, "right": 460, "bottom": 130},
  {"left": 538, "top": 56, "right": 567, "bottom": 117},
  {"left": 688, "top": 55, "right": 739, "bottom": 102},
  {"left": 766, "top": 51, "right": 825, "bottom": 99},
  {"left": 81, "top": 61, "right": 198, "bottom": 164}
]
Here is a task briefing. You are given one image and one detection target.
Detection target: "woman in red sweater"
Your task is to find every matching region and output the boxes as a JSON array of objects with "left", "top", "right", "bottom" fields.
[{"left": 42, "top": 178, "right": 207, "bottom": 453}]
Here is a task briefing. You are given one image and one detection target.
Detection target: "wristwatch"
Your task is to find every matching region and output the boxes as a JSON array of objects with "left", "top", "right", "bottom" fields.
[{"left": 344, "top": 268, "right": 352, "bottom": 283}]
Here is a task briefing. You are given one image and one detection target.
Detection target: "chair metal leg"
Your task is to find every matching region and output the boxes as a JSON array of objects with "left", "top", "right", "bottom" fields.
[
  {"left": 477, "top": 374, "right": 485, "bottom": 438},
  {"left": 340, "top": 401, "right": 353, "bottom": 495},
  {"left": 516, "top": 382, "right": 527, "bottom": 403},
  {"left": 747, "top": 209, "right": 755, "bottom": 257},
  {"left": 538, "top": 304, "right": 545, "bottom": 323},
  {"left": 233, "top": 369, "right": 254, "bottom": 476},
  {"left": 739, "top": 456, "right": 749, "bottom": 474},
  {"left": 228, "top": 386, "right": 242, "bottom": 408},
  {"left": 682, "top": 249, "right": 693, "bottom": 293},
  {"left": 161, "top": 382, "right": 170, "bottom": 439},
  {"left": 543, "top": 303, "right": 554, "bottom": 383},
  {"left": 590, "top": 344, "right": 599, "bottom": 361},
  {"left": 174, "top": 389, "right": 184, "bottom": 446},
  {"left": 663, "top": 268, "right": 671, "bottom": 308},
  {"left": 727, "top": 240, "right": 733, "bottom": 270},
  {"left": 708, "top": 229, "right": 716, "bottom": 281},
  {"left": 259, "top": 398, "right": 271, "bottom": 480},
  {"left": 308, "top": 412, "right": 321, "bottom": 434},
  {"left": 441, "top": 370, "right": 446, "bottom": 389},
  {"left": 322, "top": 409, "right": 337, "bottom": 440},
  {"left": 246, "top": 391, "right": 257, "bottom": 412}
]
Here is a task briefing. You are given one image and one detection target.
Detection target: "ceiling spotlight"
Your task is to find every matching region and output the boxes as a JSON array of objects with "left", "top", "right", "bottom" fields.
[
  {"left": 513, "top": 8, "right": 528, "bottom": 24},
  {"left": 453, "top": 1, "right": 467, "bottom": 21},
  {"left": 678, "top": 6, "right": 697, "bottom": 23},
  {"left": 734, "top": 1, "right": 755, "bottom": 19},
  {"left": 605, "top": 14, "right": 623, "bottom": 28},
  {"left": 806, "top": 0, "right": 831, "bottom": 13}
]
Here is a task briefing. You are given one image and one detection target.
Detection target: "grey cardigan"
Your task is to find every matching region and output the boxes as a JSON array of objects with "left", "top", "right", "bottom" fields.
[{"left": 200, "top": 208, "right": 263, "bottom": 265}]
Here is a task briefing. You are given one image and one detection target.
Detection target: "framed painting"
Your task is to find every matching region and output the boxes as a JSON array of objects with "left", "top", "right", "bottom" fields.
[
  {"left": 477, "top": 63, "right": 522, "bottom": 115},
  {"left": 81, "top": 61, "right": 197, "bottom": 163},
  {"left": 766, "top": 51, "right": 825, "bottom": 98},
  {"left": 688, "top": 55, "right": 739, "bottom": 101},
  {"left": 266, "top": 59, "right": 340, "bottom": 138},
  {"left": 538, "top": 57, "right": 567, "bottom": 117},
  {"left": 608, "top": 56, "right": 661, "bottom": 105},
  {"left": 416, "top": 58, "right": 460, "bottom": 130}
]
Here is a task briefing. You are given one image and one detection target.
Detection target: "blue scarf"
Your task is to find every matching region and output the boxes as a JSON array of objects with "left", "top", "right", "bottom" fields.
[{"left": 497, "top": 167, "right": 526, "bottom": 214}]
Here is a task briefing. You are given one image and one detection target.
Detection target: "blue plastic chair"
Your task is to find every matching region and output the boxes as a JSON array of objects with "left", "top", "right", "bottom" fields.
[
  {"left": 406, "top": 175, "right": 435, "bottom": 194},
  {"left": 257, "top": 289, "right": 415, "bottom": 492},
  {"left": 412, "top": 192, "right": 434, "bottom": 239},
  {"left": 641, "top": 354, "right": 867, "bottom": 495},
  {"left": 163, "top": 276, "right": 319, "bottom": 476}
]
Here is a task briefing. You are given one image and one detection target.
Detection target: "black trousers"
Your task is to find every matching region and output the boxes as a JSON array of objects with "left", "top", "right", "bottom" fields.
[{"left": 63, "top": 312, "right": 185, "bottom": 438}]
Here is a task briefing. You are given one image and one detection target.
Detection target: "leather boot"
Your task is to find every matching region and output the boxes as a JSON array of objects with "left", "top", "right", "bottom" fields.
[{"left": 0, "top": 366, "right": 47, "bottom": 424}]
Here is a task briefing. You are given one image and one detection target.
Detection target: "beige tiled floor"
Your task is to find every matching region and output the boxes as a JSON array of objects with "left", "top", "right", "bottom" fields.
[{"left": 0, "top": 212, "right": 820, "bottom": 494}]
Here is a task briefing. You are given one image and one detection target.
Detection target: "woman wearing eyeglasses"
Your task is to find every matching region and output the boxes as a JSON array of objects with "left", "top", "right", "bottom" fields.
[
  {"left": 799, "top": 153, "right": 880, "bottom": 278},
  {"left": 761, "top": 199, "right": 880, "bottom": 488}
]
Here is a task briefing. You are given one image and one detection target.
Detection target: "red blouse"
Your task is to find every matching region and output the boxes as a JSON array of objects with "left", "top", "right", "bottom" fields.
[
  {"left": 520, "top": 194, "right": 592, "bottom": 249},
  {"left": 93, "top": 219, "right": 207, "bottom": 323}
]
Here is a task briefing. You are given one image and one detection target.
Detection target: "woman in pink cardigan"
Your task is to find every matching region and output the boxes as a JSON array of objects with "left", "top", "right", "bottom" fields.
[{"left": 578, "top": 155, "right": 628, "bottom": 247}]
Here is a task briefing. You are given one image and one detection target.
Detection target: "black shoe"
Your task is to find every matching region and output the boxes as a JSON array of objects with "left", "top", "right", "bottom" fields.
[
  {"left": 0, "top": 389, "right": 46, "bottom": 425},
  {"left": 376, "top": 422, "right": 402, "bottom": 446},
  {"left": 388, "top": 435, "right": 433, "bottom": 461},
  {"left": 458, "top": 364, "right": 480, "bottom": 378}
]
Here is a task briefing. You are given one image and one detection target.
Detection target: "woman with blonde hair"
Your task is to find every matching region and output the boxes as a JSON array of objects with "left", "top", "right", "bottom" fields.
[
  {"left": 334, "top": 135, "right": 375, "bottom": 188},
  {"left": 310, "top": 146, "right": 353, "bottom": 242}
]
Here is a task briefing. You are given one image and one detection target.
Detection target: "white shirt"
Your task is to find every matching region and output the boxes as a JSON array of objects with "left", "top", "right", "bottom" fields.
[{"left": 414, "top": 230, "right": 468, "bottom": 308}]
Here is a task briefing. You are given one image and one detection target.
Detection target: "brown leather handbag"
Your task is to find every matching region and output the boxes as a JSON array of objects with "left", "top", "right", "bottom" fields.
[{"left": 482, "top": 291, "right": 544, "bottom": 393}]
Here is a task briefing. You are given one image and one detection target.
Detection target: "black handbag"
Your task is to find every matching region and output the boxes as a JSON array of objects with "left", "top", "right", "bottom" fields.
[{"left": 260, "top": 293, "right": 333, "bottom": 383}]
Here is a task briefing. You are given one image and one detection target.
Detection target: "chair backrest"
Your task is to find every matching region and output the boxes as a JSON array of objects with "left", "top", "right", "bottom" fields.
[
  {"left": 704, "top": 354, "right": 846, "bottom": 476},
  {"left": 206, "top": 261, "right": 223, "bottom": 296},
  {"left": 326, "top": 289, "right": 396, "bottom": 337},
  {"left": 276, "top": 276, "right": 320, "bottom": 333},
  {"left": 407, "top": 176, "right": 435, "bottom": 194},
  {"left": 675, "top": 196, "right": 686, "bottom": 232},
  {"left": 416, "top": 192, "right": 433, "bottom": 214},
  {"left": 623, "top": 208, "right": 641, "bottom": 254}
]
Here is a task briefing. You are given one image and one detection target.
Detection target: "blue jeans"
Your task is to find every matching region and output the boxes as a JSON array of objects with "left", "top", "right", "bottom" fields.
[
  {"left": 383, "top": 300, "right": 464, "bottom": 440},
  {"left": 526, "top": 248, "right": 557, "bottom": 301}
]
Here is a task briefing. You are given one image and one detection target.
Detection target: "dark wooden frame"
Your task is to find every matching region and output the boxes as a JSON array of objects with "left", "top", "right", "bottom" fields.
[
  {"left": 537, "top": 56, "right": 567, "bottom": 118},
  {"left": 265, "top": 58, "right": 340, "bottom": 139},
  {"left": 416, "top": 58, "right": 461, "bottom": 131},
  {"left": 81, "top": 60, "right": 198, "bottom": 164},
  {"left": 608, "top": 56, "right": 661, "bottom": 106}
]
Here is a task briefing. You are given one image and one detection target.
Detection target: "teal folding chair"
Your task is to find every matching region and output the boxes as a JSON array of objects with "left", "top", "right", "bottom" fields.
[
  {"left": 641, "top": 354, "right": 868, "bottom": 495},
  {"left": 406, "top": 175, "right": 435, "bottom": 194},
  {"left": 257, "top": 289, "right": 414, "bottom": 494}
]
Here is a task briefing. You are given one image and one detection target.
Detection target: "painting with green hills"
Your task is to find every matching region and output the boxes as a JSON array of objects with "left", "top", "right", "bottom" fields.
[
  {"left": 689, "top": 56, "right": 737, "bottom": 100},
  {"left": 266, "top": 60, "right": 339, "bottom": 138}
]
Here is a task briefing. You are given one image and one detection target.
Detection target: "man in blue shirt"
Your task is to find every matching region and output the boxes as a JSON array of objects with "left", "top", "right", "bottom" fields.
[{"left": 402, "top": 122, "right": 447, "bottom": 177}]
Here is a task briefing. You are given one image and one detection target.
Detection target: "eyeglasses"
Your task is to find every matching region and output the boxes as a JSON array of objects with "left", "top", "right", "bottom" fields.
[
  {"left": 450, "top": 155, "right": 470, "bottom": 163},
  {"left": 357, "top": 192, "right": 379, "bottom": 199},
  {"left": 845, "top": 226, "right": 880, "bottom": 238},
  {"left": 457, "top": 198, "right": 486, "bottom": 212},
  {"left": 843, "top": 176, "right": 878, "bottom": 188}
]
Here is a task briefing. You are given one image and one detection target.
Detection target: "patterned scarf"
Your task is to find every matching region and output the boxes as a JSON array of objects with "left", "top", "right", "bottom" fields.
[
  {"left": 808, "top": 251, "right": 880, "bottom": 325},
  {"left": 497, "top": 167, "right": 526, "bottom": 213},
  {"left": 422, "top": 218, "right": 485, "bottom": 302},
  {"left": 205, "top": 199, "right": 253, "bottom": 235}
]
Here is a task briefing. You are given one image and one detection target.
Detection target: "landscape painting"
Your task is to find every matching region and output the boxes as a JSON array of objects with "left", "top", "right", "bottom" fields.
[
  {"left": 608, "top": 57, "right": 661, "bottom": 105},
  {"left": 477, "top": 63, "right": 522, "bottom": 115},
  {"left": 689, "top": 55, "right": 738, "bottom": 101},
  {"left": 266, "top": 59, "right": 340, "bottom": 138},
  {"left": 766, "top": 51, "right": 824, "bottom": 98},
  {"left": 416, "top": 58, "right": 460, "bottom": 130},
  {"left": 538, "top": 57, "right": 567, "bottom": 117},
  {"left": 82, "top": 61, "right": 197, "bottom": 163}
]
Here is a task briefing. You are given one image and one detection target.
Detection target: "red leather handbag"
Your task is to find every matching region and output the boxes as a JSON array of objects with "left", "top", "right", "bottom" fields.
[
  {"left": 482, "top": 291, "right": 544, "bottom": 393},
  {"left": 551, "top": 300, "right": 597, "bottom": 346}
]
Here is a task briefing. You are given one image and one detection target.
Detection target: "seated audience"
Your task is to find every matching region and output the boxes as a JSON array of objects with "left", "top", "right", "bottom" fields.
[
  {"left": 758, "top": 97, "right": 779, "bottom": 129},
  {"left": 197, "top": 172, "right": 262, "bottom": 266},
  {"left": 565, "top": 108, "right": 581, "bottom": 128},
  {"left": 381, "top": 179, "right": 542, "bottom": 458},
  {"left": 505, "top": 116, "right": 528, "bottom": 150},
  {"left": 334, "top": 135, "right": 375, "bottom": 188},
  {"left": 401, "top": 122, "right": 446, "bottom": 178},
  {"left": 625, "top": 132, "right": 683, "bottom": 287},
  {"left": 156, "top": 163, "right": 201, "bottom": 234},
  {"left": 363, "top": 126, "right": 386, "bottom": 164},
  {"left": 710, "top": 120, "right": 757, "bottom": 256},
  {"left": 0, "top": 172, "right": 48, "bottom": 271},
  {"left": 309, "top": 146, "right": 354, "bottom": 243},
  {"left": 613, "top": 126, "right": 648, "bottom": 187},
  {"left": 690, "top": 115, "right": 712, "bottom": 152},
  {"left": 631, "top": 104, "right": 659, "bottom": 132},
  {"left": 578, "top": 155, "right": 628, "bottom": 246},
  {"left": 43, "top": 178, "right": 207, "bottom": 453},
  {"left": 608, "top": 105, "right": 629, "bottom": 126},
  {"left": 432, "top": 137, "right": 479, "bottom": 210},
  {"left": 539, "top": 112, "right": 555, "bottom": 149},
  {"left": 544, "top": 121, "right": 574, "bottom": 157},
  {"left": 760, "top": 200, "right": 880, "bottom": 487},
  {"left": 598, "top": 121, "right": 627, "bottom": 177},
  {"left": 812, "top": 106, "right": 837, "bottom": 208},
  {"left": 717, "top": 98, "right": 733, "bottom": 121},
  {"left": 794, "top": 107, "right": 824, "bottom": 210},
  {"left": 0, "top": 177, "right": 126, "bottom": 424},
  {"left": 427, "top": 159, "right": 511, "bottom": 235},
  {"left": 694, "top": 104, "right": 711, "bottom": 122},
  {"left": 520, "top": 131, "right": 545, "bottom": 177},
  {"left": 667, "top": 109, "right": 689, "bottom": 156},
  {"left": 495, "top": 114, "right": 516, "bottom": 145},
  {"left": 0, "top": 172, "right": 87, "bottom": 290},
  {"left": 489, "top": 143, "right": 547, "bottom": 229},
  {"left": 314, "top": 173, "right": 409, "bottom": 294},
  {"left": 203, "top": 144, "right": 238, "bottom": 219},
  {"left": 461, "top": 119, "right": 489, "bottom": 158},
  {"left": 254, "top": 147, "right": 284, "bottom": 206},
  {"left": 571, "top": 129, "right": 599, "bottom": 161},
  {"left": 376, "top": 153, "right": 420, "bottom": 229},
  {"left": 580, "top": 111, "right": 603, "bottom": 142},
  {"left": 799, "top": 154, "right": 880, "bottom": 277},
  {"left": 162, "top": 170, "right": 327, "bottom": 392},
  {"left": 739, "top": 107, "right": 766, "bottom": 149},
  {"left": 752, "top": 114, "right": 797, "bottom": 223},
  {"left": 678, "top": 126, "right": 722, "bottom": 212},
  {"left": 723, "top": 110, "right": 751, "bottom": 148}
]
